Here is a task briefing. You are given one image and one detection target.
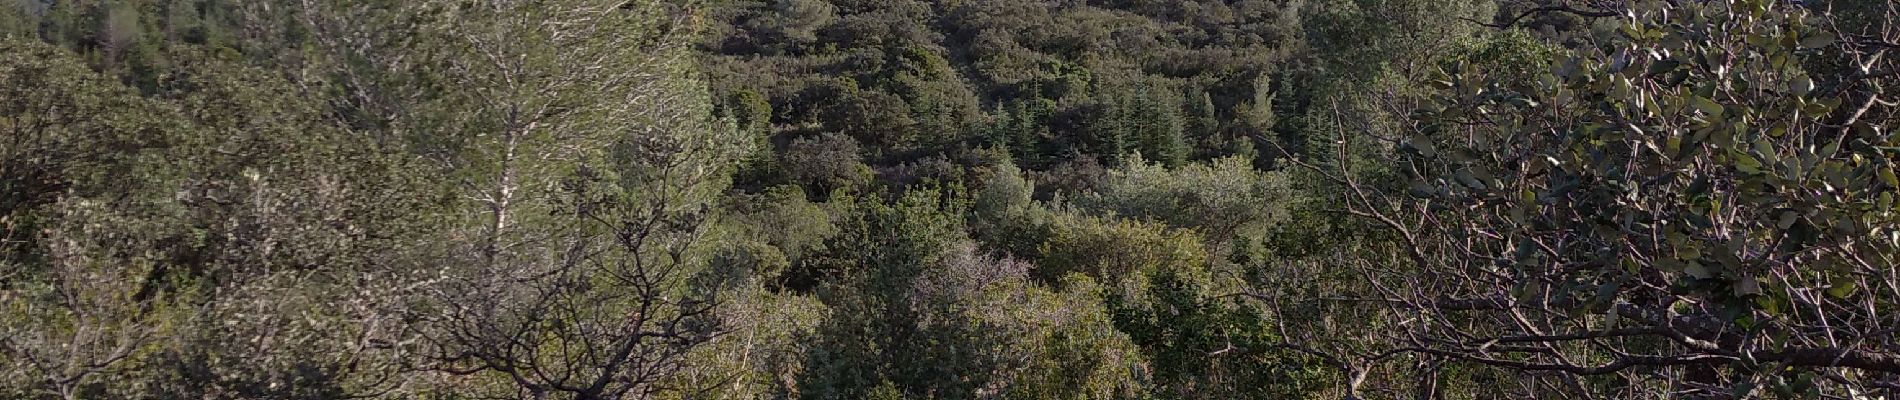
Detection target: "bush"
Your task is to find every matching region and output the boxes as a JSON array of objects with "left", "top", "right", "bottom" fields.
[
  {"left": 1036, "top": 211, "right": 1208, "bottom": 291},
  {"left": 1077, "top": 154, "right": 1293, "bottom": 246},
  {"left": 782, "top": 132, "right": 873, "bottom": 197}
]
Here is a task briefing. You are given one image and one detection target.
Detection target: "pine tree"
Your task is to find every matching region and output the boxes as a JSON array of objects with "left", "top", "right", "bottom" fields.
[
  {"left": 1080, "top": 87, "right": 1133, "bottom": 166},
  {"left": 407, "top": 1, "right": 751, "bottom": 397},
  {"left": 988, "top": 93, "right": 1056, "bottom": 168},
  {"left": 1183, "top": 85, "right": 1220, "bottom": 157},
  {"left": 1130, "top": 82, "right": 1187, "bottom": 167}
]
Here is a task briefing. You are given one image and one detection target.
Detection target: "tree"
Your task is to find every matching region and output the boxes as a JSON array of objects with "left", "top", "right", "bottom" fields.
[
  {"left": 989, "top": 96, "right": 1057, "bottom": 167},
  {"left": 0, "top": 38, "right": 182, "bottom": 400},
  {"left": 1234, "top": 74, "right": 1274, "bottom": 137},
  {"left": 408, "top": 1, "right": 753, "bottom": 398},
  {"left": 1, "top": 35, "right": 435, "bottom": 399},
  {"left": 2, "top": 198, "right": 174, "bottom": 400},
  {"left": 970, "top": 155, "right": 1047, "bottom": 258},
  {"left": 817, "top": 81, "right": 920, "bottom": 158},
  {"left": 1072, "top": 92, "right": 1134, "bottom": 166},
  {"left": 797, "top": 191, "right": 1151, "bottom": 399},
  {"left": 1036, "top": 211, "right": 1207, "bottom": 292},
  {"left": 145, "top": 54, "right": 438, "bottom": 398},
  {"left": 1291, "top": 1, "right": 1900, "bottom": 397},
  {"left": 795, "top": 190, "right": 967, "bottom": 399},
  {"left": 1183, "top": 85, "right": 1222, "bottom": 158},
  {"left": 782, "top": 132, "right": 873, "bottom": 197},
  {"left": 1077, "top": 154, "right": 1293, "bottom": 247},
  {"left": 746, "top": 0, "right": 837, "bottom": 53},
  {"left": 1128, "top": 82, "right": 1188, "bottom": 167}
]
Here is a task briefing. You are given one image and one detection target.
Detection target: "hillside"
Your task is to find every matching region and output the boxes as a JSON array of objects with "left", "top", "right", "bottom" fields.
[{"left": 2, "top": 0, "right": 1897, "bottom": 399}]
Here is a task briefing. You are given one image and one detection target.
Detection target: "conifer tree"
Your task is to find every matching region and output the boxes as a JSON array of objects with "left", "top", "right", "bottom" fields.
[
  {"left": 1183, "top": 86, "right": 1220, "bottom": 157},
  {"left": 404, "top": 1, "right": 751, "bottom": 397},
  {"left": 1130, "top": 82, "right": 1187, "bottom": 167}
]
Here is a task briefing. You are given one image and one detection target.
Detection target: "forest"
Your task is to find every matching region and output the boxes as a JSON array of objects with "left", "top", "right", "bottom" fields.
[{"left": 1, "top": 0, "right": 1897, "bottom": 398}]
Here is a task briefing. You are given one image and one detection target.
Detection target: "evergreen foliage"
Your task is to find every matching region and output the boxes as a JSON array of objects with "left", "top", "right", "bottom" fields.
[{"left": 4, "top": 0, "right": 1897, "bottom": 399}]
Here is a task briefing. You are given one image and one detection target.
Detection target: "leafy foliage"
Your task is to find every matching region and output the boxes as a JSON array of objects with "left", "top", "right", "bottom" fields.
[{"left": 7, "top": 0, "right": 1898, "bottom": 399}]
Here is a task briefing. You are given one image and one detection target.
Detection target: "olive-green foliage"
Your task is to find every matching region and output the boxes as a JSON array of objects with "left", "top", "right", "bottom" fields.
[
  {"left": 987, "top": 96, "right": 1059, "bottom": 167},
  {"left": 4, "top": 1, "right": 746, "bottom": 398},
  {"left": 797, "top": 192, "right": 1152, "bottom": 399},
  {"left": 748, "top": 0, "right": 838, "bottom": 52},
  {"left": 1183, "top": 86, "right": 1223, "bottom": 157},
  {"left": 820, "top": 83, "right": 922, "bottom": 157},
  {"left": 141, "top": 55, "right": 437, "bottom": 398},
  {"left": 404, "top": 2, "right": 753, "bottom": 398},
  {"left": 796, "top": 190, "right": 967, "bottom": 399},
  {"left": 1005, "top": 275, "right": 1154, "bottom": 400},
  {"left": 2, "top": 198, "right": 183, "bottom": 399},
  {"left": 666, "top": 283, "right": 829, "bottom": 399},
  {"left": 703, "top": 0, "right": 1306, "bottom": 183},
  {"left": 1416, "top": 0, "right": 1884, "bottom": 324},
  {"left": 969, "top": 156, "right": 1049, "bottom": 258},
  {"left": 1108, "top": 268, "right": 1325, "bottom": 399},
  {"left": 729, "top": 89, "right": 776, "bottom": 135},
  {"left": 783, "top": 132, "right": 874, "bottom": 197},
  {"left": 915, "top": 247, "right": 1149, "bottom": 400},
  {"left": 1273, "top": 0, "right": 1494, "bottom": 173},
  {"left": 1035, "top": 211, "right": 1208, "bottom": 292},
  {"left": 709, "top": 240, "right": 793, "bottom": 288},
  {"left": 24, "top": 0, "right": 1893, "bottom": 399},
  {"left": 1078, "top": 154, "right": 1293, "bottom": 246},
  {"left": 0, "top": 34, "right": 438, "bottom": 399},
  {"left": 0, "top": 38, "right": 181, "bottom": 262},
  {"left": 724, "top": 184, "right": 841, "bottom": 270},
  {"left": 1387, "top": 0, "right": 1900, "bottom": 395}
]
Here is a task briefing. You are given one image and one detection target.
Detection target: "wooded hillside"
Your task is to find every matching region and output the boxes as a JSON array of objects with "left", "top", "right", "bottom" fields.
[{"left": 2, "top": 0, "right": 1897, "bottom": 399}]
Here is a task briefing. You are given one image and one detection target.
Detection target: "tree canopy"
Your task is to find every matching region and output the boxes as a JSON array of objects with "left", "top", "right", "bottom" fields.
[{"left": 2, "top": 0, "right": 1897, "bottom": 399}]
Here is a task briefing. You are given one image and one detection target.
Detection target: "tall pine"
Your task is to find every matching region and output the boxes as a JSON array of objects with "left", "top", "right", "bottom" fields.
[{"left": 1129, "top": 82, "right": 1186, "bottom": 167}]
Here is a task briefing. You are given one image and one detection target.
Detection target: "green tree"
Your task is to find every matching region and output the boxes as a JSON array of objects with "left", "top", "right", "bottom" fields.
[
  {"left": 1128, "top": 82, "right": 1188, "bottom": 167},
  {"left": 0, "top": 36, "right": 435, "bottom": 399},
  {"left": 1078, "top": 154, "right": 1293, "bottom": 247},
  {"left": 0, "top": 38, "right": 186, "bottom": 399},
  {"left": 1036, "top": 211, "right": 1207, "bottom": 293},
  {"left": 406, "top": 1, "right": 753, "bottom": 398},
  {"left": 1075, "top": 91, "right": 1134, "bottom": 166},
  {"left": 1182, "top": 85, "right": 1222, "bottom": 158},
  {"left": 782, "top": 132, "right": 873, "bottom": 197},
  {"left": 795, "top": 190, "right": 966, "bottom": 399},
  {"left": 1298, "top": 1, "right": 1900, "bottom": 396}
]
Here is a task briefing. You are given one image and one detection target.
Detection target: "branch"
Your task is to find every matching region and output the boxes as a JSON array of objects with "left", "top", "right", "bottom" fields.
[
  {"left": 1415, "top": 347, "right": 1733, "bottom": 375},
  {"left": 1465, "top": 4, "right": 1622, "bottom": 29}
]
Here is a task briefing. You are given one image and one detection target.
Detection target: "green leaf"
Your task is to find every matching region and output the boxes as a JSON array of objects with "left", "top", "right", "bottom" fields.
[
  {"left": 1409, "top": 181, "right": 1439, "bottom": 198},
  {"left": 1820, "top": 139, "right": 1841, "bottom": 157},
  {"left": 1777, "top": 210, "right": 1798, "bottom": 230},
  {"left": 1799, "top": 31, "right": 1835, "bottom": 49},
  {"left": 1754, "top": 138, "right": 1779, "bottom": 166},
  {"left": 1755, "top": 295, "right": 1784, "bottom": 317},
  {"left": 1733, "top": 277, "right": 1761, "bottom": 297},
  {"left": 1595, "top": 282, "right": 1620, "bottom": 303},
  {"left": 1692, "top": 96, "right": 1724, "bottom": 117},
  {"left": 1646, "top": 58, "right": 1681, "bottom": 75},
  {"left": 1734, "top": 152, "right": 1763, "bottom": 174},
  {"left": 1685, "top": 261, "right": 1713, "bottom": 279},
  {"left": 1408, "top": 136, "right": 1438, "bottom": 158},
  {"left": 1827, "top": 277, "right": 1859, "bottom": 299},
  {"left": 1789, "top": 75, "right": 1813, "bottom": 97},
  {"left": 1453, "top": 168, "right": 1486, "bottom": 190}
]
